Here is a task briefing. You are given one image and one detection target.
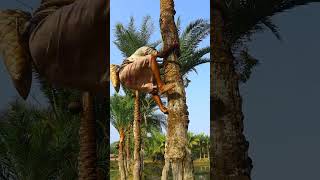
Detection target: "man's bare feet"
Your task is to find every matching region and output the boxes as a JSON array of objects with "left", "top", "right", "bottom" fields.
[
  {"left": 151, "top": 94, "right": 169, "bottom": 114},
  {"left": 159, "top": 83, "right": 175, "bottom": 95}
]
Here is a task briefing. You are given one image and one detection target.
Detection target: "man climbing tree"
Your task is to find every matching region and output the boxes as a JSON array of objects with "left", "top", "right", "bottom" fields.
[
  {"left": 112, "top": 44, "right": 179, "bottom": 114},
  {"left": 110, "top": 44, "right": 179, "bottom": 180}
]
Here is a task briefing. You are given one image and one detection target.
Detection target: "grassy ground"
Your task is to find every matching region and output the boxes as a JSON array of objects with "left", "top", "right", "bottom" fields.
[{"left": 110, "top": 158, "right": 209, "bottom": 180}]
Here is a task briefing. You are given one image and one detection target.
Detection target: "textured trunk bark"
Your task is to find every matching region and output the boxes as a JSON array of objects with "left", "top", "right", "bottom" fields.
[
  {"left": 125, "top": 128, "right": 131, "bottom": 176},
  {"left": 159, "top": 0, "right": 193, "bottom": 179},
  {"left": 78, "top": 92, "right": 97, "bottom": 180},
  {"left": 183, "top": 146, "right": 195, "bottom": 179},
  {"left": 161, "top": 157, "right": 170, "bottom": 180},
  {"left": 133, "top": 91, "right": 142, "bottom": 180},
  {"left": 123, "top": 144, "right": 128, "bottom": 178},
  {"left": 211, "top": 2, "right": 252, "bottom": 180},
  {"left": 141, "top": 135, "right": 144, "bottom": 178},
  {"left": 118, "top": 130, "right": 127, "bottom": 180}
]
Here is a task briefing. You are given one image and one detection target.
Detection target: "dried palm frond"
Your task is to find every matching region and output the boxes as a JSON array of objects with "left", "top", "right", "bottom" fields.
[
  {"left": 110, "top": 64, "right": 120, "bottom": 93},
  {"left": 0, "top": 10, "right": 32, "bottom": 99}
]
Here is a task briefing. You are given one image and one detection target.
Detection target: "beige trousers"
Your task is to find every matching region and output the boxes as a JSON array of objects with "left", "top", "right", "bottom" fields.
[{"left": 119, "top": 55, "right": 156, "bottom": 93}]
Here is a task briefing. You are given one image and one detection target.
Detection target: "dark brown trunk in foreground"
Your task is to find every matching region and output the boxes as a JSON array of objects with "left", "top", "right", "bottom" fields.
[
  {"left": 133, "top": 91, "right": 142, "bottom": 180},
  {"left": 78, "top": 92, "right": 97, "bottom": 180},
  {"left": 211, "top": 1, "right": 252, "bottom": 180},
  {"left": 159, "top": 0, "right": 193, "bottom": 179}
]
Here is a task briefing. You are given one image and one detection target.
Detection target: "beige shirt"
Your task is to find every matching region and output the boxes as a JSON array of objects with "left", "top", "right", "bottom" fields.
[{"left": 127, "top": 46, "right": 157, "bottom": 62}]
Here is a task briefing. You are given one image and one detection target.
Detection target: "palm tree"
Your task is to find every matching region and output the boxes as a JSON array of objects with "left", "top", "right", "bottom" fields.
[
  {"left": 159, "top": 0, "right": 196, "bottom": 179},
  {"left": 187, "top": 132, "right": 200, "bottom": 157},
  {"left": 195, "top": 133, "right": 207, "bottom": 159},
  {"left": 204, "top": 135, "right": 209, "bottom": 159},
  {"left": 113, "top": 14, "right": 210, "bottom": 180},
  {"left": 145, "top": 130, "right": 166, "bottom": 162},
  {"left": 110, "top": 94, "right": 134, "bottom": 180},
  {"left": 211, "top": 0, "right": 320, "bottom": 179},
  {"left": 132, "top": 91, "right": 142, "bottom": 180},
  {"left": 35, "top": 73, "right": 100, "bottom": 180}
]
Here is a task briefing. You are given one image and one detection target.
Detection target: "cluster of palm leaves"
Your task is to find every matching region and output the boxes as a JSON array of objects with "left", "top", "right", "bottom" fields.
[
  {"left": 187, "top": 132, "right": 210, "bottom": 160},
  {"left": 0, "top": 100, "right": 79, "bottom": 180},
  {"left": 218, "top": 0, "right": 320, "bottom": 83}
]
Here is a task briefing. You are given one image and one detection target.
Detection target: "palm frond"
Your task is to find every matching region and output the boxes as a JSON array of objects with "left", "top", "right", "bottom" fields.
[
  {"left": 176, "top": 16, "right": 181, "bottom": 36},
  {"left": 180, "top": 19, "right": 210, "bottom": 53},
  {"left": 113, "top": 16, "right": 159, "bottom": 58},
  {"left": 222, "top": 0, "right": 320, "bottom": 45},
  {"left": 234, "top": 49, "right": 259, "bottom": 83},
  {"left": 260, "top": 17, "right": 282, "bottom": 41}
]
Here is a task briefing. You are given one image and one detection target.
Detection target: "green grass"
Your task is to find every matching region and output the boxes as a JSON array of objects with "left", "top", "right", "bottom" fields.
[{"left": 110, "top": 158, "right": 209, "bottom": 180}]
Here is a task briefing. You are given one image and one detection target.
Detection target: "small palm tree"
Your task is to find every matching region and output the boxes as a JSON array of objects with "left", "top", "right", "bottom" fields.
[
  {"left": 110, "top": 94, "right": 134, "bottom": 180},
  {"left": 145, "top": 130, "right": 166, "bottom": 162}
]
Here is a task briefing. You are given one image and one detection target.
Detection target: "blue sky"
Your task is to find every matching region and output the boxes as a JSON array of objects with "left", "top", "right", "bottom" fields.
[{"left": 110, "top": 0, "right": 210, "bottom": 142}]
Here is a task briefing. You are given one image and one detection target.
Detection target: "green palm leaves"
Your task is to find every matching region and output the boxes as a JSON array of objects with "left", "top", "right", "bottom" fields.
[
  {"left": 114, "top": 16, "right": 160, "bottom": 58},
  {"left": 110, "top": 94, "right": 134, "bottom": 132},
  {"left": 0, "top": 101, "right": 79, "bottom": 180},
  {"left": 178, "top": 18, "right": 210, "bottom": 78}
]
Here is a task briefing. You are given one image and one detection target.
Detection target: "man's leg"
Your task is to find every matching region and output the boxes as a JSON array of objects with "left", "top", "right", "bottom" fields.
[
  {"left": 149, "top": 55, "right": 175, "bottom": 94},
  {"left": 151, "top": 94, "right": 168, "bottom": 114}
]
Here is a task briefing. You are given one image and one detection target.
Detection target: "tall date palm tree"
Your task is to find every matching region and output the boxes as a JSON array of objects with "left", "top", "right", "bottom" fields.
[{"left": 211, "top": 0, "right": 320, "bottom": 179}]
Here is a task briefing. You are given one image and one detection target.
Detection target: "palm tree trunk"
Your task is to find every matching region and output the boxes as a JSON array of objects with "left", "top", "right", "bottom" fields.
[
  {"left": 207, "top": 143, "right": 209, "bottom": 159},
  {"left": 125, "top": 129, "right": 131, "bottom": 176},
  {"left": 141, "top": 134, "right": 144, "bottom": 178},
  {"left": 161, "top": 155, "right": 170, "bottom": 179},
  {"left": 133, "top": 90, "right": 142, "bottom": 180},
  {"left": 78, "top": 92, "right": 97, "bottom": 180},
  {"left": 159, "top": 0, "right": 193, "bottom": 179},
  {"left": 118, "top": 129, "right": 127, "bottom": 180},
  {"left": 211, "top": 3, "right": 252, "bottom": 180},
  {"left": 123, "top": 139, "right": 129, "bottom": 178}
]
